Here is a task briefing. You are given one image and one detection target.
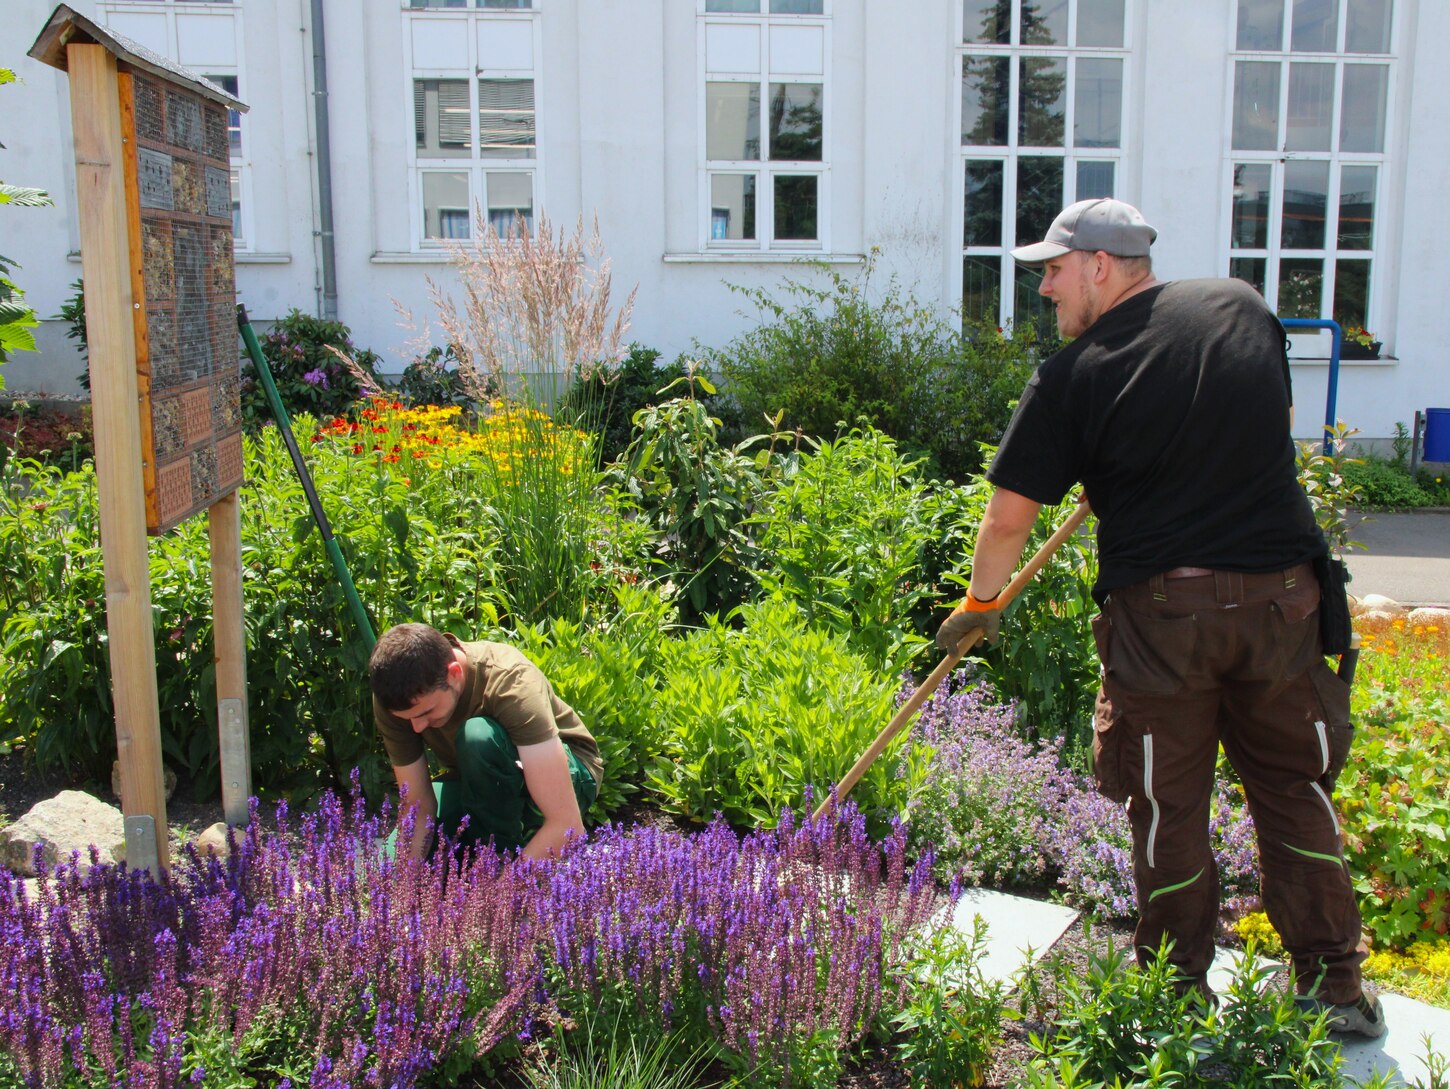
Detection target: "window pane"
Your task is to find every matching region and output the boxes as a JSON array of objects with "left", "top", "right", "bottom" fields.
[
  {"left": 963, "top": 0, "right": 1010, "bottom": 44},
  {"left": 1232, "top": 61, "right": 1280, "bottom": 150},
  {"left": 1237, "top": 0, "right": 1285, "bottom": 49},
  {"left": 422, "top": 171, "right": 470, "bottom": 240},
  {"left": 411, "top": 0, "right": 469, "bottom": 6},
  {"left": 962, "top": 56, "right": 1010, "bottom": 145},
  {"left": 1077, "top": 0, "right": 1125, "bottom": 46},
  {"left": 1230, "top": 256, "right": 1267, "bottom": 296},
  {"left": 707, "top": 0, "right": 759, "bottom": 10},
  {"left": 1281, "top": 160, "right": 1329, "bottom": 248},
  {"left": 1345, "top": 0, "right": 1392, "bottom": 53},
  {"left": 1076, "top": 160, "right": 1114, "bottom": 199},
  {"left": 768, "top": 83, "right": 823, "bottom": 161},
  {"left": 486, "top": 171, "right": 532, "bottom": 234},
  {"left": 478, "top": 79, "right": 535, "bottom": 158},
  {"left": 1333, "top": 258, "right": 1370, "bottom": 332},
  {"left": 1017, "top": 156, "right": 1063, "bottom": 249},
  {"left": 1340, "top": 64, "right": 1388, "bottom": 152},
  {"left": 1019, "top": 57, "right": 1066, "bottom": 147},
  {"left": 415, "top": 79, "right": 471, "bottom": 157},
  {"left": 770, "top": 0, "right": 824, "bottom": 11},
  {"left": 229, "top": 167, "right": 242, "bottom": 237},
  {"left": 205, "top": 75, "right": 242, "bottom": 151},
  {"left": 481, "top": 0, "right": 532, "bottom": 7},
  {"left": 710, "top": 174, "right": 757, "bottom": 240},
  {"left": 773, "top": 175, "right": 818, "bottom": 240},
  {"left": 962, "top": 255, "right": 1000, "bottom": 325},
  {"left": 1285, "top": 62, "right": 1333, "bottom": 151},
  {"left": 707, "top": 82, "right": 761, "bottom": 160},
  {"left": 1337, "top": 164, "right": 1376, "bottom": 249},
  {"left": 1231, "top": 163, "right": 1272, "bottom": 249},
  {"left": 1074, "top": 58, "right": 1122, "bottom": 148},
  {"left": 1021, "top": 0, "right": 1067, "bottom": 45},
  {"left": 1014, "top": 262, "right": 1056, "bottom": 329},
  {"left": 1291, "top": 0, "right": 1339, "bottom": 51},
  {"left": 964, "top": 159, "right": 1004, "bottom": 246},
  {"left": 1278, "top": 257, "right": 1324, "bottom": 317}
]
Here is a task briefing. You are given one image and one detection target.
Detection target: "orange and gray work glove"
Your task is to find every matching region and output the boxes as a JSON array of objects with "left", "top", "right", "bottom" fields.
[{"left": 935, "top": 590, "right": 1003, "bottom": 652}]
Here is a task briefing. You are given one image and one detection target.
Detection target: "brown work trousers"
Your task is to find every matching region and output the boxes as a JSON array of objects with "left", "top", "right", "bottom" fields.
[{"left": 1091, "top": 564, "right": 1366, "bottom": 1003}]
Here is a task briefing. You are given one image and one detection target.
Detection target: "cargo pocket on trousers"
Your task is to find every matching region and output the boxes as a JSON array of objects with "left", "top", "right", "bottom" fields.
[
  {"left": 1101, "top": 600, "right": 1199, "bottom": 695},
  {"left": 1092, "top": 690, "right": 1132, "bottom": 804},
  {"left": 1271, "top": 579, "right": 1323, "bottom": 678},
  {"left": 1309, "top": 660, "right": 1353, "bottom": 793}
]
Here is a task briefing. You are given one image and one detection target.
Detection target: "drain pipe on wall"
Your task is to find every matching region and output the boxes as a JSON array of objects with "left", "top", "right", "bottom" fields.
[{"left": 308, "top": 0, "right": 339, "bottom": 320}]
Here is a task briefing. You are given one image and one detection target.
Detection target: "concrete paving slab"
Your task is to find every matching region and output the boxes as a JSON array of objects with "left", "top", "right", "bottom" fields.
[
  {"left": 1345, "top": 511, "right": 1450, "bottom": 607},
  {"left": 948, "top": 887, "right": 1080, "bottom": 986}
]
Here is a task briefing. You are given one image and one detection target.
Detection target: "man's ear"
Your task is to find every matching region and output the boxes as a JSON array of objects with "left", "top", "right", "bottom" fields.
[{"left": 446, "top": 660, "right": 465, "bottom": 684}]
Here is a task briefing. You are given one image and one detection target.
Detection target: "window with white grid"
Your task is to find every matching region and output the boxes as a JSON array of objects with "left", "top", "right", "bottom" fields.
[
  {"left": 701, "top": 0, "right": 828, "bottom": 251},
  {"left": 1228, "top": 0, "right": 1394, "bottom": 349},
  {"left": 959, "top": 0, "right": 1129, "bottom": 330},
  {"left": 407, "top": 4, "right": 539, "bottom": 247}
]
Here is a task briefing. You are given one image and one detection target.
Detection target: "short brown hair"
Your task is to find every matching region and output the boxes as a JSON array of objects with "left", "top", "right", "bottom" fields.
[{"left": 369, "top": 623, "right": 454, "bottom": 710}]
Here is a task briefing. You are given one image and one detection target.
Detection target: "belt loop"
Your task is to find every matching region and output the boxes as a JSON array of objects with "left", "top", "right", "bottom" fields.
[
  {"left": 1284, "top": 567, "right": 1297, "bottom": 589},
  {"left": 1150, "top": 573, "right": 1167, "bottom": 601},
  {"left": 1214, "top": 571, "right": 1244, "bottom": 605}
]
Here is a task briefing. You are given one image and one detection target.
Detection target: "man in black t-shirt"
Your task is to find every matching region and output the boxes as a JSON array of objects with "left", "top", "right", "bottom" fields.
[{"left": 936, "top": 198, "right": 1382, "bottom": 1037}]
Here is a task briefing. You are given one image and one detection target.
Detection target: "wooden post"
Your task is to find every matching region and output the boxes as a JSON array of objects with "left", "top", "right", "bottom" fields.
[
  {"left": 67, "top": 42, "right": 170, "bottom": 872},
  {"left": 209, "top": 492, "right": 251, "bottom": 826}
]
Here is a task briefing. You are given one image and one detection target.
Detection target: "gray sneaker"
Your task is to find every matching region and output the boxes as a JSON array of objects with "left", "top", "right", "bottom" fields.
[{"left": 1294, "top": 992, "right": 1387, "bottom": 1039}]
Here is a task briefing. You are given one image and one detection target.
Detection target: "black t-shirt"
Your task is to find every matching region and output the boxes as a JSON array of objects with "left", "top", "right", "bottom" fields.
[{"left": 988, "top": 277, "right": 1325, "bottom": 603}]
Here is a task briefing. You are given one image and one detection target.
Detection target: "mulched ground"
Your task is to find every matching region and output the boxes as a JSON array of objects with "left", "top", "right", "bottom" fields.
[{"left": 0, "top": 743, "right": 1133, "bottom": 1087}]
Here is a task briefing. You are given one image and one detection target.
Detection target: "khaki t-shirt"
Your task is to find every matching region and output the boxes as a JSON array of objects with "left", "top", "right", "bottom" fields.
[{"left": 373, "top": 636, "right": 602, "bottom": 788}]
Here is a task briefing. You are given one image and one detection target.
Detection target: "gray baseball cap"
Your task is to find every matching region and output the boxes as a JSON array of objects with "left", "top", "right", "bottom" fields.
[{"left": 1010, "top": 198, "right": 1157, "bottom": 267}]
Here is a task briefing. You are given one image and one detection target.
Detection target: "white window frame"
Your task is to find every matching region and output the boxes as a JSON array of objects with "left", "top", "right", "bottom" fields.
[
  {"left": 404, "top": 7, "right": 543, "bottom": 251},
  {"left": 697, "top": 1, "right": 831, "bottom": 253},
  {"left": 956, "top": 0, "right": 1133, "bottom": 331},
  {"left": 1222, "top": 2, "right": 1397, "bottom": 356},
  {"left": 99, "top": 2, "right": 251, "bottom": 248}
]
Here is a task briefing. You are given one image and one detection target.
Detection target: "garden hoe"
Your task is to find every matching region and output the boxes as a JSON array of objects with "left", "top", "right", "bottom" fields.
[{"left": 814, "top": 500, "right": 1093, "bottom": 819}]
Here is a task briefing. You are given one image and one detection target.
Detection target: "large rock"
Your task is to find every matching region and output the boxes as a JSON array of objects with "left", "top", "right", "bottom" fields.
[
  {"left": 1353, "top": 593, "right": 1406, "bottom": 617},
  {"left": 1407, "top": 607, "right": 1450, "bottom": 628},
  {"left": 191, "top": 822, "right": 235, "bottom": 860},
  {"left": 0, "top": 791, "right": 125, "bottom": 876}
]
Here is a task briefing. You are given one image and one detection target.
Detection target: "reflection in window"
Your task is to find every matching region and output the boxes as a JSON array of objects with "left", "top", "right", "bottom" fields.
[
  {"left": 963, "top": 255, "right": 1000, "bottom": 323},
  {"left": 1232, "top": 163, "right": 1272, "bottom": 249},
  {"left": 1339, "top": 64, "right": 1387, "bottom": 152},
  {"left": 707, "top": 83, "right": 762, "bottom": 160},
  {"left": 710, "top": 175, "right": 757, "bottom": 240},
  {"left": 773, "top": 175, "right": 817, "bottom": 240},
  {"left": 768, "top": 83, "right": 823, "bottom": 160},
  {"left": 1076, "top": 0, "right": 1125, "bottom": 47},
  {"left": 1333, "top": 258, "right": 1370, "bottom": 331},
  {"left": 1017, "top": 157, "right": 1063, "bottom": 251},
  {"left": 415, "top": 80, "right": 471, "bottom": 157},
  {"left": 486, "top": 170, "right": 532, "bottom": 234},
  {"left": 706, "top": 0, "right": 759, "bottom": 10},
  {"left": 1278, "top": 258, "right": 1323, "bottom": 318},
  {"left": 963, "top": 0, "right": 1011, "bottom": 44},
  {"left": 1281, "top": 160, "right": 1329, "bottom": 249},
  {"left": 1231, "top": 257, "right": 1267, "bottom": 295},
  {"left": 1285, "top": 62, "right": 1334, "bottom": 151},
  {"left": 422, "top": 171, "right": 470, "bottom": 240},
  {"left": 1019, "top": 57, "right": 1066, "bottom": 147},
  {"left": 964, "top": 160, "right": 1004, "bottom": 247},
  {"left": 1237, "top": 0, "right": 1285, "bottom": 49},
  {"left": 1346, "top": 0, "right": 1392, "bottom": 53},
  {"left": 1021, "top": 0, "right": 1068, "bottom": 45},
  {"left": 1232, "top": 62, "right": 1280, "bottom": 149},
  {"left": 1076, "top": 160, "right": 1114, "bottom": 199},
  {"left": 1291, "top": 0, "right": 1339, "bottom": 52},
  {"left": 962, "top": 56, "right": 1010, "bottom": 145},
  {"left": 770, "top": 0, "right": 823, "bottom": 12},
  {"left": 1337, "top": 165, "right": 1375, "bottom": 249},
  {"left": 478, "top": 79, "right": 535, "bottom": 158},
  {"left": 1074, "top": 58, "right": 1121, "bottom": 147}
]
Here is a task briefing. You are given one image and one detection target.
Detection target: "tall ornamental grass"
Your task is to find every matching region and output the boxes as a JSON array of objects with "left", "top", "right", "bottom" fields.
[{"left": 0, "top": 791, "right": 936, "bottom": 1089}]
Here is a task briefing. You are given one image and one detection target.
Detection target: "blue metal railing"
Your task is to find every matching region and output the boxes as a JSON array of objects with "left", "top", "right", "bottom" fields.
[{"left": 1279, "top": 317, "right": 1342, "bottom": 455}]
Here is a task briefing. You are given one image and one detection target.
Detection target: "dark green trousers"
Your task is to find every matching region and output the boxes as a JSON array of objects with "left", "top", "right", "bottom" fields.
[{"left": 432, "top": 716, "right": 597, "bottom": 853}]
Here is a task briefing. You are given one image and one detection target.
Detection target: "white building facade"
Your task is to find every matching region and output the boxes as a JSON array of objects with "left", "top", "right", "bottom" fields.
[{"left": 6, "top": 0, "right": 1448, "bottom": 443}]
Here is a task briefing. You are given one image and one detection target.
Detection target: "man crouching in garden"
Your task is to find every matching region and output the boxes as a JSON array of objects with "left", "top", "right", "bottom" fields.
[{"left": 369, "top": 622, "right": 602, "bottom": 861}]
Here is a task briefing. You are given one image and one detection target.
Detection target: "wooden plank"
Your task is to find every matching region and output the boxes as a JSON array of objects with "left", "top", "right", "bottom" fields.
[
  {"left": 67, "top": 42, "right": 170, "bottom": 873},
  {"left": 208, "top": 491, "right": 251, "bottom": 826}
]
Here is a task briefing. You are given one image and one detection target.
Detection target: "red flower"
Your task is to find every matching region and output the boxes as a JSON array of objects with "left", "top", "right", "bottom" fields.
[{"left": 351, "top": 443, "right": 364, "bottom": 455}]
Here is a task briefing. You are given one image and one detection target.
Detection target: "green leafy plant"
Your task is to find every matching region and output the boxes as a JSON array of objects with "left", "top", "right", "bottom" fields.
[
  {"left": 1, "top": 68, "right": 54, "bottom": 376},
  {"left": 394, "top": 343, "right": 473, "bottom": 408},
  {"left": 890, "top": 917, "right": 1005, "bottom": 1088},
  {"left": 1343, "top": 455, "right": 1438, "bottom": 511},
  {"left": 645, "top": 597, "right": 918, "bottom": 831},
  {"left": 523, "top": 1012, "right": 711, "bottom": 1089},
  {"left": 748, "top": 426, "right": 938, "bottom": 672},
  {"left": 54, "top": 277, "right": 89, "bottom": 390},
  {"left": 242, "top": 309, "right": 382, "bottom": 427},
  {"left": 557, "top": 344, "right": 699, "bottom": 466},
  {"left": 1297, "top": 423, "right": 1363, "bottom": 556}
]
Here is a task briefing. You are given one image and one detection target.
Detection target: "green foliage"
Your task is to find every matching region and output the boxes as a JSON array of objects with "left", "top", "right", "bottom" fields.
[
  {"left": 0, "top": 401, "right": 93, "bottom": 473},
  {"left": 523, "top": 1012, "right": 710, "bottom": 1089},
  {"left": 1023, "top": 939, "right": 1344, "bottom": 1088},
  {"left": 889, "top": 918, "right": 1005, "bottom": 1088},
  {"left": 559, "top": 344, "right": 693, "bottom": 465},
  {"left": 701, "top": 256, "right": 1050, "bottom": 482},
  {"left": 1297, "top": 424, "right": 1364, "bottom": 554},
  {"left": 56, "top": 278, "right": 89, "bottom": 390},
  {"left": 243, "top": 309, "right": 382, "bottom": 427},
  {"left": 615, "top": 375, "right": 781, "bottom": 623},
  {"left": 749, "top": 427, "right": 939, "bottom": 672},
  {"left": 1, "top": 70, "right": 55, "bottom": 375},
  {"left": 514, "top": 584, "right": 674, "bottom": 816},
  {"left": 645, "top": 597, "right": 917, "bottom": 831},
  {"left": 394, "top": 343, "right": 473, "bottom": 408},
  {"left": 1344, "top": 455, "right": 1439, "bottom": 511}
]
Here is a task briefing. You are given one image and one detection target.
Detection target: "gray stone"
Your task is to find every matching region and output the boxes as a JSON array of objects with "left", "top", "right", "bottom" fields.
[
  {"left": 191, "top": 821, "right": 235, "bottom": 859},
  {"left": 1355, "top": 593, "right": 1406, "bottom": 615},
  {"left": 0, "top": 791, "right": 125, "bottom": 876},
  {"left": 1406, "top": 606, "right": 1450, "bottom": 628}
]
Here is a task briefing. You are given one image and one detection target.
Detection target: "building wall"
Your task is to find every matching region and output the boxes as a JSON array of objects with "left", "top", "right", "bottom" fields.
[{"left": 5, "top": 0, "right": 1446, "bottom": 443}]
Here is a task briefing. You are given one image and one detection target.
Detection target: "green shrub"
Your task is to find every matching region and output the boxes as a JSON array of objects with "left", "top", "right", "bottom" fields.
[
  {"left": 243, "top": 309, "right": 382, "bottom": 427},
  {"left": 701, "top": 257, "right": 1051, "bottom": 482},
  {"left": 1344, "top": 455, "right": 1437, "bottom": 510},
  {"left": 558, "top": 344, "right": 688, "bottom": 465},
  {"left": 748, "top": 426, "right": 938, "bottom": 673},
  {"left": 646, "top": 598, "right": 919, "bottom": 832},
  {"left": 394, "top": 343, "right": 473, "bottom": 408}
]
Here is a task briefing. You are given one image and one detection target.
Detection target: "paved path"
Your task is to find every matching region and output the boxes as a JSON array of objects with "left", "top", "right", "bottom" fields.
[
  {"left": 1344, "top": 511, "right": 1450, "bottom": 607},
  {"left": 954, "top": 889, "right": 1450, "bottom": 1086}
]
